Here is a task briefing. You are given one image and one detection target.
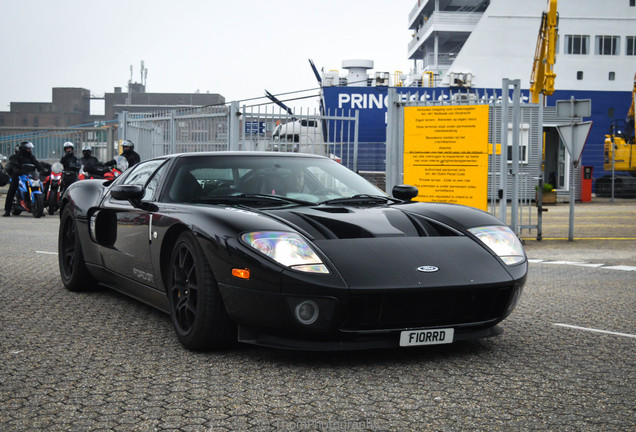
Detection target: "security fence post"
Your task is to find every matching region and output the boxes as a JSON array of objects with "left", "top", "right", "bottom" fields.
[{"left": 228, "top": 101, "right": 240, "bottom": 151}]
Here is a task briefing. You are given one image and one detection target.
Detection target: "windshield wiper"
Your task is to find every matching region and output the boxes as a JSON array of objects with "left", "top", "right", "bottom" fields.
[
  {"left": 193, "top": 193, "right": 314, "bottom": 206},
  {"left": 321, "top": 194, "right": 400, "bottom": 205}
]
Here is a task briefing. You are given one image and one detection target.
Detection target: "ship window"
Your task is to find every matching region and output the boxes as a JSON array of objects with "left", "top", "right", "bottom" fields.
[
  {"left": 627, "top": 36, "right": 636, "bottom": 55},
  {"left": 577, "top": 71, "right": 584, "bottom": 80},
  {"left": 564, "top": 35, "right": 589, "bottom": 55},
  {"left": 595, "top": 35, "right": 620, "bottom": 55},
  {"left": 609, "top": 72, "right": 616, "bottom": 81}
]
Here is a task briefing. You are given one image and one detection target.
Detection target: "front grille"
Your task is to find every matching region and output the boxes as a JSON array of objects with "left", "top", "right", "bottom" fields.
[{"left": 344, "top": 285, "right": 513, "bottom": 330}]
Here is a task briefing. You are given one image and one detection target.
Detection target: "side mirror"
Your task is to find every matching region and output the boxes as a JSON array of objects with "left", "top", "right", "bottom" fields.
[
  {"left": 392, "top": 184, "right": 419, "bottom": 202},
  {"left": 111, "top": 184, "right": 144, "bottom": 207}
]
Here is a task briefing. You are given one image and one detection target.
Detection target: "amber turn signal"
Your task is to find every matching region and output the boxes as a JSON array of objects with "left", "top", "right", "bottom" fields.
[{"left": 232, "top": 268, "right": 250, "bottom": 279}]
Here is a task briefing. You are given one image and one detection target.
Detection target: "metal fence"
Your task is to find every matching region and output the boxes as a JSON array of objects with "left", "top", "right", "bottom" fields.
[
  {"left": 2, "top": 93, "right": 549, "bottom": 238},
  {"left": 0, "top": 122, "right": 118, "bottom": 163}
]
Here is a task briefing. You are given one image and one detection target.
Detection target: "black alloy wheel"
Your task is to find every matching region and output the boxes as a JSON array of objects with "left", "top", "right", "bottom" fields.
[
  {"left": 168, "top": 231, "right": 235, "bottom": 350},
  {"left": 58, "top": 206, "right": 93, "bottom": 291}
]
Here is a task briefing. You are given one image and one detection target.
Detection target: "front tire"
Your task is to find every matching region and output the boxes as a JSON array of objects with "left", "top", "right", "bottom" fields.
[
  {"left": 32, "top": 193, "right": 44, "bottom": 218},
  {"left": 58, "top": 206, "right": 94, "bottom": 291},
  {"left": 168, "top": 231, "right": 235, "bottom": 350},
  {"left": 48, "top": 185, "right": 58, "bottom": 215}
]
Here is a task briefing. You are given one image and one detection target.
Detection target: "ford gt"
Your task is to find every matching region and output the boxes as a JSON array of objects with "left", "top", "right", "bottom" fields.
[{"left": 58, "top": 152, "right": 527, "bottom": 351}]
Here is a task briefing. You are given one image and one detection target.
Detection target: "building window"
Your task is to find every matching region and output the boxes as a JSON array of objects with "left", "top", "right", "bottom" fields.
[
  {"left": 33, "top": 117, "right": 39, "bottom": 127},
  {"left": 608, "top": 107, "right": 615, "bottom": 118},
  {"left": 22, "top": 118, "right": 28, "bottom": 126},
  {"left": 627, "top": 36, "right": 636, "bottom": 55},
  {"left": 631, "top": 0, "right": 635, "bottom": 7},
  {"left": 506, "top": 124, "right": 530, "bottom": 165},
  {"left": 609, "top": 71, "right": 616, "bottom": 80},
  {"left": 595, "top": 35, "right": 620, "bottom": 55},
  {"left": 564, "top": 35, "right": 589, "bottom": 54},
  {"left": 577, "top": 71, "right": 584, "bottom": 80},
  {"left": 54, "top": 117, "right": 59, "bottom": 126}
]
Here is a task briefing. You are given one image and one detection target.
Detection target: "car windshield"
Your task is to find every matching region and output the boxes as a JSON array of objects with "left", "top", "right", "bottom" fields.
[{"left": 164, "top": 154, "right": 387, "bottom": 206}]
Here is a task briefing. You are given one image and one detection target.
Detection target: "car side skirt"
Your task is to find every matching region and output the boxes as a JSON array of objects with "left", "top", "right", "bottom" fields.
[{"left": 85, "top": 263, "right": 170, "bottom": 313}]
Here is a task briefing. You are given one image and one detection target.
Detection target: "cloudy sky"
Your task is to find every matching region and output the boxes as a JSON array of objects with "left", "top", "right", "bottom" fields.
[{"left": 0, "top": 0, "right": 413, "bottom": 114}]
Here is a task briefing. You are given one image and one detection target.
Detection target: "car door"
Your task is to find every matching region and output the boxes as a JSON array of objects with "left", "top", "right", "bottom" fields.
[{"left": 98, "top": 159, "right": 168, "bottom": 286}]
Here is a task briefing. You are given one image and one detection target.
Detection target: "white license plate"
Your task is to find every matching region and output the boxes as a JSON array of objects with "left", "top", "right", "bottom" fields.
[{"left": 399, "top": 328, "right": 454, "bottom": 347}]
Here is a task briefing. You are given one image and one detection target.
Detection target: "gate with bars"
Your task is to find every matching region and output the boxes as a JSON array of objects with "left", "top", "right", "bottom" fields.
[{"left": 118, "top": 102, "right": 361, "bottom": 169}]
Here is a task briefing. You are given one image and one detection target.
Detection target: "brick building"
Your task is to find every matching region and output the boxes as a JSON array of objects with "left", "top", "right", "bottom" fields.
[
  {"left": 105, "top": 83, "right": 225, "bottom": 119},
  {"left": 0, "top": 88, "right": 91, "bottom": 128},
  {"left": 0, "top": 85, "right": 225, "bottom": 128}
]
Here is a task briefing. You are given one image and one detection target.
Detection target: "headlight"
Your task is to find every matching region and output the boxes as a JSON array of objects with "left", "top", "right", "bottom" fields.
[
  {"left": 241, "top": 231, "right": 329, "bottom": 274},
  {"left": 468, "top": 225, "right": 526, "bottom": 265}
]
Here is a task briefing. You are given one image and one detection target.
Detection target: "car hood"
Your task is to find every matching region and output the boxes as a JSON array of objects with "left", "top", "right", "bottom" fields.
[{"left": 268, "top": 205, "right": 515, "bottom": 290}]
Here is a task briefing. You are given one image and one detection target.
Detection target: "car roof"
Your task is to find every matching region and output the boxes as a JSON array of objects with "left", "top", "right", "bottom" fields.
[{"left": 161, "top": 151, "right": 328, "bottom": 160}]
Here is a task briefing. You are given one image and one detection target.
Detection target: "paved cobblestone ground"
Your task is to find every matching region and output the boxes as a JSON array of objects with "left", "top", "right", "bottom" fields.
[{"left": 0, "top": 197, "right": 634, "bottom": 431}]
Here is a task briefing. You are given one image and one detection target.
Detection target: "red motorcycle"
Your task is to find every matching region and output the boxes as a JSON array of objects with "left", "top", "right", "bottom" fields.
[
  {"left": 43, "top": 161, "right": 81, "bottom": 215},
  {"left": 78, "top": 156, "right": 128, "bottom": 181}
]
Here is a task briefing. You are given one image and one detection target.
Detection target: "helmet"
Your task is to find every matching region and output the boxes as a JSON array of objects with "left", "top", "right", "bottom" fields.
[
  {"left": 63, "top": 142, "right": 74, "bottom": 150},
  {"left": 122, "top": 140, "right": 134, "bottom": 150},
  {"left": 19, "top": 141, "right": 34, "bottom": 152},
  {"left": 82, "top": 145, "right": 92, "bottom": 153}
]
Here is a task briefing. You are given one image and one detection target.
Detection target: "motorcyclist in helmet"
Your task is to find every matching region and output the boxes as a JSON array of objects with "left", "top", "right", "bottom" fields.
[
  {"left": 3, "top": 141, "right": 45, "bottom": 217},
  {"left": 106, "top": 140, "right": 140, "bottom": 169},
  {"left": 58, "top": 141, "right": 81, "bottom": 186},
  {"left": 79, "top": 145, "right": 100, "bottom": 177},
  {"left": 60, "top": 142, "right": 79, "bottom": 170}
]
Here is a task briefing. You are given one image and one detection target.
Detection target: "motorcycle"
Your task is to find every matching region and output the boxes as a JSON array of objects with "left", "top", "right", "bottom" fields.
[
  {"left": 11, "top": 163, "right": 45, "bottom": 218},
  {"left": 43, "top": 161, "right": 80, "bottom": 215},
  {"left": 78, "top": 156, "right": 128, "bottom": 181}
]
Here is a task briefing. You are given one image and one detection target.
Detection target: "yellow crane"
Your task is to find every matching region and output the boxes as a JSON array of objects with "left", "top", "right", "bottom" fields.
[{"left": 529, "top": 0, "right": 558, "bottom": 104}]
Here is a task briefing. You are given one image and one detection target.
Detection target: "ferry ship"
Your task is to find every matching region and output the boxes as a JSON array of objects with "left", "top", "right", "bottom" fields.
[{"left": 320, "top": 0, "right": 636, "bottom": 194}]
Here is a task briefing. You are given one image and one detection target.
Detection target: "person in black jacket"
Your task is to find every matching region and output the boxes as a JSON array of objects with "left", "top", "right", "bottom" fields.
[
  {"left": 121, "top": 140, "right": 140, "bottom": 167},
  {"left": 60, "top": 142, "right": 79, "bottom": 170},
  {"left": 59, "top": 141, "right": 80, "bottom": 186},
  {"left": 106, "top": 140, "right": 140, "bottom": 170},
  {"left": 79, "top": 145, "right": 100, "bottom": 177},
  {"left": 3, "top": 141, "right": 45, "bottom": 217}
]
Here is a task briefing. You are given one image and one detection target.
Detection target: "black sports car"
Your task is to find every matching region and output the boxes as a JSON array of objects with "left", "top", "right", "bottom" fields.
[{"left": 58, "top": 152, "right": 527, "bottom": 351}]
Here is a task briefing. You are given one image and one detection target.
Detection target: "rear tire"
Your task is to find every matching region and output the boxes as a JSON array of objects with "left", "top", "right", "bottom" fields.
[
  {"left": 11, "top": 198, "right": 22, "bottom": 215},
  {"left": 167, "top": 231, "right": 235, "bottom": 350},
  {"left": 58, "top": 206, "right": 94, "bottom": 291}
]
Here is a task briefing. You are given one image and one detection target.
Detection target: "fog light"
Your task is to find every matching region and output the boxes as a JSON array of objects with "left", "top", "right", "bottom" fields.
[{"left": 294, "top": 300, "right": 319, "bottom": 325}]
